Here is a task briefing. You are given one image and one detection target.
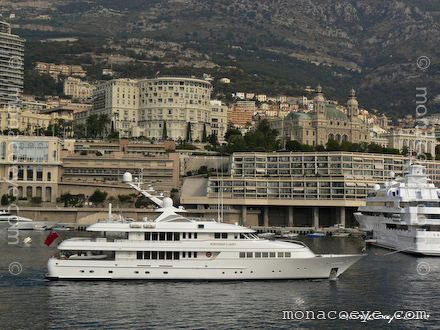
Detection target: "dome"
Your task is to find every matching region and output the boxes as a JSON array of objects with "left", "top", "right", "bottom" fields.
[
  {"left": 122, "top": 172, "right": 133, "bottom": 183},
  {"left": 347, "top": 98, "right": 358, "bottom": 107},
  {"left": 314, "top": 85, "right": 325, "bottom": 102},
  {"left": 347, "top": 88, "right": 358, "bottom": 107}
]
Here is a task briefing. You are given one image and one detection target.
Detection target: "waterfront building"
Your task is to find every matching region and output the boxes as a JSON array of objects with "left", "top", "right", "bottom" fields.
[
  {"left": 0, "top": 21, "right": 24, "bottom": 106},
  {"left": 137, "top": 77, "right": 212, "bottom": 141},
  {"left": 0, "top": 136, "right": 61, "bottom": 202},
  {"left": 270, "top": 87, "right": 370, "bottom": 146},
  {"left": 181, "top": 151, "right": 440, "bottom": 228},
  {"left": 92, "top": 78, "right": 140, "bottom": 138},
  {"left": 63, "top": 77, "right": 95, "bottom": 101}
]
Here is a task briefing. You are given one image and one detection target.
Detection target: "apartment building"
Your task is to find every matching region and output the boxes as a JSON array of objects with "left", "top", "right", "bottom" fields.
[
  {"left": 63, "top": 77, "right": 95, "bottom": 100},
  {"left": 0, "top": 21, "right": 24, "bottom": 106},
  {"left": 181, "top": 151, "right": 440, "bottom": 228}
]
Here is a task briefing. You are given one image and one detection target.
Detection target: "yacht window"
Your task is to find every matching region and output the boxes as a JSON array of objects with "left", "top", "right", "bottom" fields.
[
  {"left": 159, "top": 232, "right": 166, "bottom": 241},
  {"left": 152, "top": 251, "right": 158, "bottom": 259},
  {"left": 182, "top": 251, "right": 186, "bottom": 258},
  {"left": 174, "top": 232, "right": 180, "bottom": 241},
  {"left": 269, "top": 252, "right": 275, "bottom": 258},
  {"left": 246, "top": 252, "right": 252, "bottom": 258},
  {"left": 214, "top": 233, "right": 221, "bottom": 239},
  {"left": 278, "top": 252, "right": 284, "bottom": 258},
  {"left": 239, "top": 252, "right": 245, "bottom": 258},
  {"left": 221, "top": 233, "right": 228, "bottom": 239},
  {"left": 188, "top": 233, "right": 192, "bottom": 239},
  {"left": 234, "top": 234, "right": 238, "bottom": 239},
  {"left": 198, "top": 224, "right": 204, "bottom": 229},
  {"left": 152, "top": 232, "right": 158, "bottom": 240},
  {"left": 194, "top": 252, "right": 197, "bottom": 258},
  {"left": 262, "top": 252, "right": 268, "bottom": 258},
  {"left": 285, "top": 252, "right": 291, "bottom": 258},
  {"left": 137, "top": 251, "right": 143, "bottom": 259},
  {"left": 166, "top": 232, "right": 173, "bottom": 241},
  {"left": 159, "top": 251, "right": 165, "bottom": 259},
  {"left": 144, "top": 251, "right": 150, "bottom": 259},
  {"left": 194, "top": 233, "right": 198, "bottom": 239},
  {"left": 166, "top": 251, "right": 173, "bottom": 259},
  {"left": 240, "top": 234, "right": 245, "bottom": 239},
  {"left": 255, "top": 252, "right": 261, "bottom": 258},
  {"left": 183, "top": 232, "right": 186, "bottom": 239},
  {"left": 174, "top": 252, "right": 180, "bottom": 260}
]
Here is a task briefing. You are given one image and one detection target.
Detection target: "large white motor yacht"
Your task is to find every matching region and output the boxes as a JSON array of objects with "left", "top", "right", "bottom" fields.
[
  {"left": 354, "top": 164, "right": 440, "bottom": 256},
  {"left": 47, "top": 173, "right": 364, "bottom": 280}
]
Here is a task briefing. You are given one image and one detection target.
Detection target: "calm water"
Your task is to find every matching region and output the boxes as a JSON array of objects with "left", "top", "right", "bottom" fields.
[{"left": 0, "top": 230, "right": 439, "bottom": 329}]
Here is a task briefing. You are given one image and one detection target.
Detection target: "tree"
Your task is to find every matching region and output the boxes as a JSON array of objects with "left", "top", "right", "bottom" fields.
[
  {"left": 202, "top": 124, "right": 207, "bottom": 142},
  {"left": 185, "top": 122, "right": 192, "bottom": 142},
  {"left": 208, "top": 133, "right": 219, "bottom": 146},
  {"left": 326, "top": 139, "right": 341, "bottom": 151},
  {"left": 162, "top": 121, "right": 168, "bottom": 140},
  {"left": 88, "top": 189, "right": 107, "bottom": 204}
]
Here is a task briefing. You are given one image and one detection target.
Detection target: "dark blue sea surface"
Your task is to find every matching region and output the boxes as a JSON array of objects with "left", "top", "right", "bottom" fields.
[{"left": 0, "top": 230, "right": 439, "bottom": 329}]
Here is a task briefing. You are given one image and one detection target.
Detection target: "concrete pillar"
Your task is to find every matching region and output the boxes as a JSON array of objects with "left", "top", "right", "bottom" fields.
[
  {"left": 339, "top": 207, "right": 346, "bottom": 228},
  {"left": 288, "top": 206, "right": 294, "bottom": 227},
  {"left": 241, "top": 206, "right": 247, "bottom": 226},
  {"left": 313, "top": 207, "right": 319, "bottom": 229},
  {"left": 263, "top": 206, "right": 269, "bottom": 227}
]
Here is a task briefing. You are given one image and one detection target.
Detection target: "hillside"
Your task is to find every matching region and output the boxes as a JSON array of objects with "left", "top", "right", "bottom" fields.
[{"left": 2, "top": 0, "right": 440, "bottom": 116}]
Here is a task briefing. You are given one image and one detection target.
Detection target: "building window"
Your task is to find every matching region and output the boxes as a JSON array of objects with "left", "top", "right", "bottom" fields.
[
  {"left": 152, "top": 232, "right": 158, "bottom": 240},
  {"left": 144, "top": 251, "right": 151, "bottom": 259},
  {"left": 145, "top": 232, "right": 151, "bottom": 240},
  {"left": 246, "top": 252, "right": 252, "bottom": 258},
  {"left": 137, "top": 251, "right": 143, "bottom": 259},
  {"left": 239, "top": 252, "right": 245, "bottom": 258},
  {"left": 214, "top": 233, "right": 221, "bottom": 239},
  {"left": 221, "top": 233, "right": 228, "bottom": 239},
  {"left": 159, "top": 251, "right": 165, "bottom": 260},
  {"left": 173, "top": 232, "right": 180, "bottom": 241},
  {"left": 166, "top": 232, "right": 173, "bottom": 241}
]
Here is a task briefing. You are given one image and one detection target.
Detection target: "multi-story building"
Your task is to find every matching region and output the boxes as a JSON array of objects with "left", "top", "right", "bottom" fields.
[
  {"left": 138, "top": 77, "right": 212, "bottom": 141},
  {"left": 63, "top": 77, "right": 95, "bottom": 100},
  {"left": 385, "top": 127, "right": 437, "bottom": 157},
  {"left": 270, "top": 87, "right": 370, "bottom": 146},
  {"left": 0, "top": 106, "right": 72, "bottom": 134},
  {"left": 0, "top": 21, "right": 24, "bottom": 106},
  {"left": 181, "top": 151, "right": 440, "bottom": 228},
  {"left": 92, "top": 79, "right": 140, "bottom": 138},
  {"left": 34, "top": 62, "right": 87, "bottom": 79},
  {"left": 210, "top": 100, "right": 227, "bottom": 142},
  {"left": 227, "top": 101, "right": 256, "bottom": 128},
  {"left": 0, "top": 136, "right": 62, "bottom": 202}
]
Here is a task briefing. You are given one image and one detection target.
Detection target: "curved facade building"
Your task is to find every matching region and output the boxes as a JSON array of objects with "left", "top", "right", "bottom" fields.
[
  {"left": 0, "top": 21, "right": 24, "bottom": 106},
  {"left": 138, "top": 77, "right": 212, "bottom": 141}
]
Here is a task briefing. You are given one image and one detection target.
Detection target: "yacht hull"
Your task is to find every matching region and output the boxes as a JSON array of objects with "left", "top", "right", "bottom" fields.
[{"left": 47, "top": 254, "right": 363, "bottom": 280}]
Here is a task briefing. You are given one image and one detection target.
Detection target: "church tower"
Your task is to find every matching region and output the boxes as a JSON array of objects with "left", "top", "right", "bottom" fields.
[
  {"left": 347, "top": 88, "right": 359, "bottom": 119},
  {"left": 313, "top": 85, "right": 326, "bottom": 119}
]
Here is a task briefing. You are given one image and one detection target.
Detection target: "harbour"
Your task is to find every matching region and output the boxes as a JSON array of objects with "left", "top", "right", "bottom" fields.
[{"left": 1, "top": 230, "right": 439, "bottom": 329}]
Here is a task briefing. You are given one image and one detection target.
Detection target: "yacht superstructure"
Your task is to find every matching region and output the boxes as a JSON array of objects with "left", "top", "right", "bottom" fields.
[
  {"left": 0, "top": 210, "right": 33, "bottom": 229},
  {"left": 47, "top": 173, "right": 364, "bottom": 280},
  {"left": 354, "top": 164, "right": 440, "bottom": 256}
]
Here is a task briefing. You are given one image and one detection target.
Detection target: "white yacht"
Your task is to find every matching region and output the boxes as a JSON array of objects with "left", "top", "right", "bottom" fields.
[
  {"left": 0, "top": 210, "right": 33, "bottom": 229},
  {"left": 47, "top": 173, "right": 364, "bottom": 280},
  {"left": 354, "top": 164, "right": 440, "bottom": 256}
]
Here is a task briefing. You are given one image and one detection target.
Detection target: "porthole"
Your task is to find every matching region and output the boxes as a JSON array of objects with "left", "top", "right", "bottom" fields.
[
  {"left": 250, "top": 271, "right": 254, "bottom": 274},
  {"left": 222, "top": 272, "right": 225, "bottom": 274},
  {"left": 134, "top": 271, "right": 139, "bottom": 274},
  {"left": 145, "top": 271, "right": 150, "bottom": 274},
  {"left": 163, "top": 271, "right": 168, "bottom": 274},
  {"left": 89, "top": 270, "right": 94, "bottom": 273},
  {"left": 80, "top": 270, "right": 84, "bottom": 273}
]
